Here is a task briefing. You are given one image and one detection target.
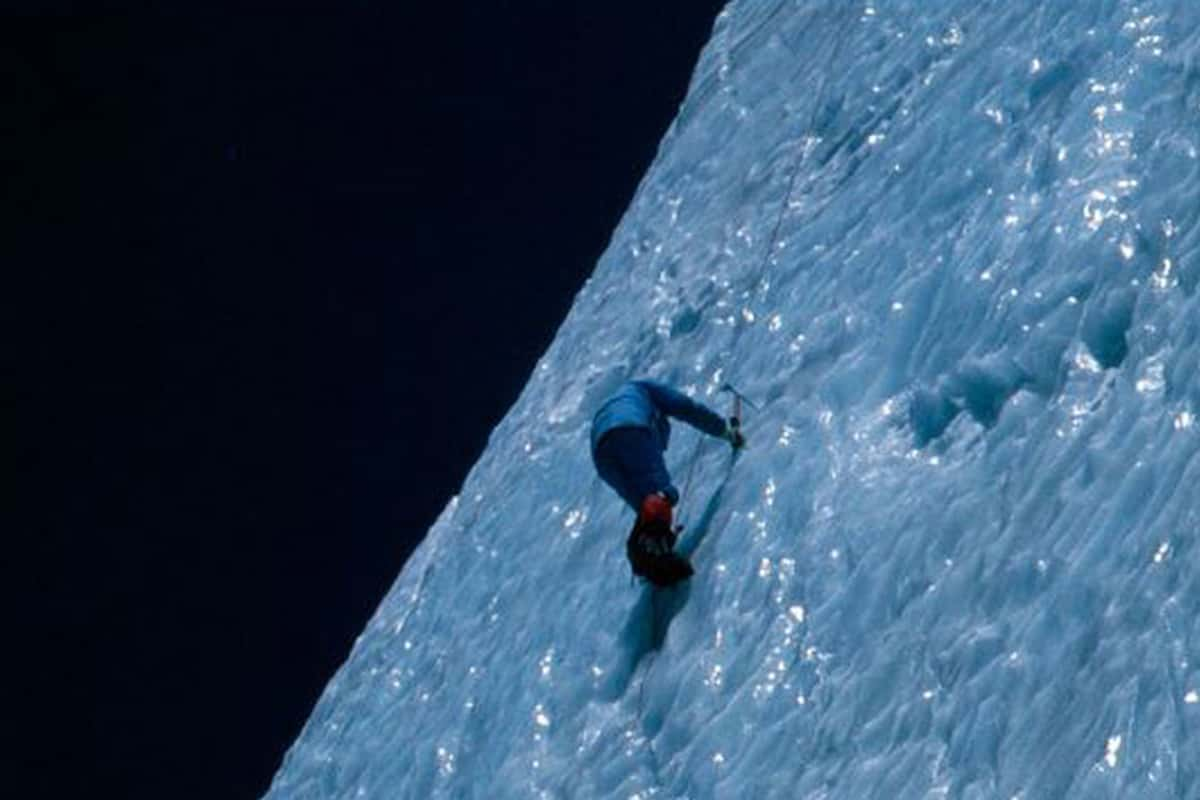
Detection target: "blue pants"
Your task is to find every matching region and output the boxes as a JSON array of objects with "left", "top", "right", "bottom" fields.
[{"left": 592, "top": 426, "right": 677, "bottom": 512}]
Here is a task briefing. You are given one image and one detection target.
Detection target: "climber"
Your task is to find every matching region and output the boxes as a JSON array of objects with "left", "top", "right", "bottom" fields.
[{"left": 591, "top": 379, "right": 744, "bottom": 587}]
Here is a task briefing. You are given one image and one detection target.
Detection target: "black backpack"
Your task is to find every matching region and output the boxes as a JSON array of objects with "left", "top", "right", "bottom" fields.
[{"left": 626, "top": 517, "right": 693, "bottom": 587}]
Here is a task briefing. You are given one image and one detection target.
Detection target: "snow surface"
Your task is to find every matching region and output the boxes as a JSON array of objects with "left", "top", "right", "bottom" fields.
[{"left": 265, "top": 2, "right": 1200, "bottom": 798}]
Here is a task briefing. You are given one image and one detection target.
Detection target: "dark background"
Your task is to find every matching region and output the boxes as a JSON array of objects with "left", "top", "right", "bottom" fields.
[{"left": 11, "top": 3, "right": 724, "bottom": 799}]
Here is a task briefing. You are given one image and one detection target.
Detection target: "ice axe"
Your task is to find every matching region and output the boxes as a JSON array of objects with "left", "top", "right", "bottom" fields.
[{"left": 720, "top": 382, "right": 757, "bottom": 440}]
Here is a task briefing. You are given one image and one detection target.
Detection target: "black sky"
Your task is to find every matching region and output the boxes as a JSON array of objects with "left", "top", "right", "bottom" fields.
[{"left": 12, "top": 3, "right": 725, "bottom": 798}]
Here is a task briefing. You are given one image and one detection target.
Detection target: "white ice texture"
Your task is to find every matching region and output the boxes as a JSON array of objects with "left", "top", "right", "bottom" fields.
[{"left": 265, "top": 3, "right": 1200, "bottom": 798}]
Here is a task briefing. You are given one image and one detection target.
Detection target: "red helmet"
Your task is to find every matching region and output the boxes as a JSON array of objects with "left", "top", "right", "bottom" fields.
[{"left": 639, "top": 493, "right": 673, "bottom": 527}]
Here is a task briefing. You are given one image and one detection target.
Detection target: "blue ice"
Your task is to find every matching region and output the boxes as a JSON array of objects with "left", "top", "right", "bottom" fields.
[{"left": 265, "top": 2, "right": 1200, "bottom": 798}]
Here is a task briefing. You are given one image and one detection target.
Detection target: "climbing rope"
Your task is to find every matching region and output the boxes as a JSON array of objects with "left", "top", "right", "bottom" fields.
[{"left": 675, "top": 432, "right": 707, "bottom": 530}]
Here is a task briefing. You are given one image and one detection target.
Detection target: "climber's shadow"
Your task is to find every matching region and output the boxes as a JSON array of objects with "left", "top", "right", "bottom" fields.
[
  {"left": 676, "top": 462, "right": 734, "bottom": 561},
  {"left": 601, "top": 580, "right": 690, "bottom": 702}
]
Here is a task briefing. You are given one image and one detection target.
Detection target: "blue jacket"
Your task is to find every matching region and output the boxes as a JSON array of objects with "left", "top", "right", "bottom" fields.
[{"left": 590, "top": 380, "right": 728, "bottom": 455}]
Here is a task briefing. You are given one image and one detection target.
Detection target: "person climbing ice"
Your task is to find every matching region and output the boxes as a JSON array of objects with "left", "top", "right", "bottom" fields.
[{"left": 591, "top": 379, "right": 745, "bottom": 587}]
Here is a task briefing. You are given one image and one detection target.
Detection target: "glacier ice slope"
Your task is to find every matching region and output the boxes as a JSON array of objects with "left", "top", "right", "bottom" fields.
[{"left": 266, "top": 2, "right": 1200, "bottom": 798}]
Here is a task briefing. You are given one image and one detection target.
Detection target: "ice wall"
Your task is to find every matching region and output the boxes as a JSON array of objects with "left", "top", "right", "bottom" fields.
[{"left": 266, "top": 2, "right": 1200, "bottom": 798}]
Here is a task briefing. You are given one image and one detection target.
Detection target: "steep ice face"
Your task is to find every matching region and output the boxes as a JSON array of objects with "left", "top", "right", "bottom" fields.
[{"left": 266, "top": 2, "right": 1200, "bottom": 798}]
